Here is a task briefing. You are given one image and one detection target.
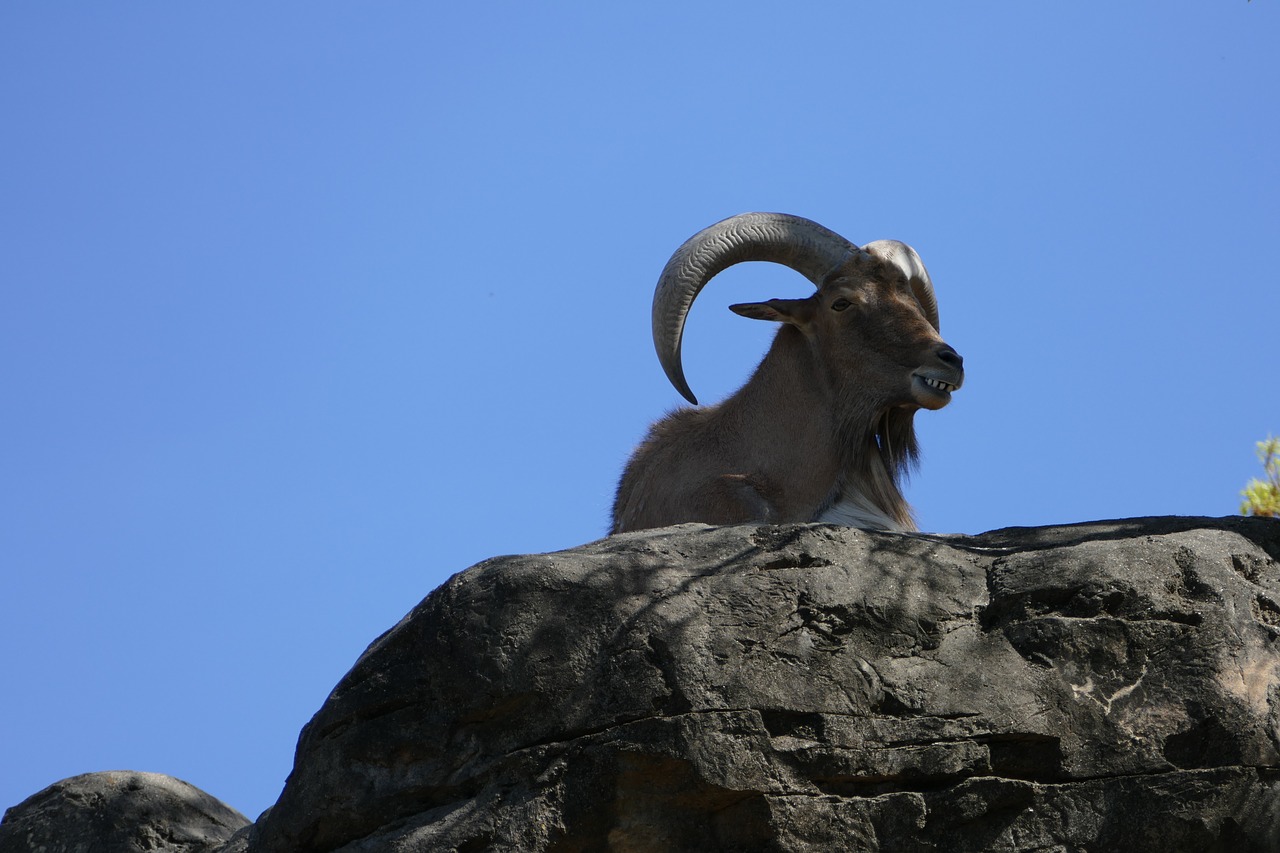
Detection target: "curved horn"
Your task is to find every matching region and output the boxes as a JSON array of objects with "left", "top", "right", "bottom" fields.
[
  {"left": 862, "top": 240, "right": 940, "bottom": 332},
  {"left": 652, "top": 212, "right": 857, "bottom": 405}
]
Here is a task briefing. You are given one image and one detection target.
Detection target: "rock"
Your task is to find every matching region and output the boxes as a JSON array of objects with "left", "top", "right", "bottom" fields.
[
  {"left": 244, "top": 515, "right": 1280, "bottom": 852},
  {"left": 0, "top": 770, "right": 248, "bottom": 853},
  {"left": 6, "top": 517, "right": 1279, "bottom": 851}
]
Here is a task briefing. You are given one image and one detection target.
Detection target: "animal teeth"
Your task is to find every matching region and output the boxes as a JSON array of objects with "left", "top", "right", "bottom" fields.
[{"left": 924, "top": 378, "right": 955, "bottom": 392}]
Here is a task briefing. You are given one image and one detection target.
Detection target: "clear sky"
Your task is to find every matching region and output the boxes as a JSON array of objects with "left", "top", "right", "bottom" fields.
[{"left": 3, "top": 1, "right": 1276, "bottom": 823}]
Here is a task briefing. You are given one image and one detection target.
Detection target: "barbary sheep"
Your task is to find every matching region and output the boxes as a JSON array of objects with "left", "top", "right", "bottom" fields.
[{"left": 611, "top": 212, "right": 963, "bottom": 534}]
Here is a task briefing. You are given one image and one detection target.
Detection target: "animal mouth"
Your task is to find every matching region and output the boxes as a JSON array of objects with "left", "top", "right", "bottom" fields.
[{"left": 911, "top": 372, "right": 962, "bottom": 409}]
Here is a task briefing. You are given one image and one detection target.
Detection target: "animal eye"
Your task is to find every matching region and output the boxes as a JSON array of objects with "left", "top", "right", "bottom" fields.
[{"left": 831, "top": 298, "right": 851, "bottom": 312}]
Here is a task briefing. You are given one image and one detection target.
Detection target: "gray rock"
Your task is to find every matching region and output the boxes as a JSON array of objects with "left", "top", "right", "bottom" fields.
[
  {"left": 7, "top": 517, "right": 1280, "bottom": 851},
  {"left": 0, "top": 770, "right": 248, "bottom": 853},
  {"left": 246, "top": 515, "right": 1280, "bottom": 852}
]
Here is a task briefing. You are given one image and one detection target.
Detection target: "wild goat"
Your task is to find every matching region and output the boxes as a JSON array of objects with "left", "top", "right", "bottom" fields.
[{"left": 611, "top": 212, "right": 963, "bottom": 534}]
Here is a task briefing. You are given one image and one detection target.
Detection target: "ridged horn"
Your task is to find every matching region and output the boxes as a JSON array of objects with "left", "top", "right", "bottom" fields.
[{"left": 652, "top": 212, "right": 857, "bottom": 405}]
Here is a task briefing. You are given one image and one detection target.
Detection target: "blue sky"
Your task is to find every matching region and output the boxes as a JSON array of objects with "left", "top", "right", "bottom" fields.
[{"left": 3, "top": 2, "right": 1276, "bottom": 822}]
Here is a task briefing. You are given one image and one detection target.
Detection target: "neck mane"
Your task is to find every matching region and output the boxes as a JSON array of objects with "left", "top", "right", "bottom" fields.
[
  {"left": 725, "top": 326, "right": 922, "bottom": 532},
  {"left": 818, "top": 403, "right": 920, "bottom": 532}
]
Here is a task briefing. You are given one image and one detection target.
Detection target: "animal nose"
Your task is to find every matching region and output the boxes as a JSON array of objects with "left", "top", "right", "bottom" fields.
[{"left": 935, "top": 344, "right": 963, "bottom": 371}]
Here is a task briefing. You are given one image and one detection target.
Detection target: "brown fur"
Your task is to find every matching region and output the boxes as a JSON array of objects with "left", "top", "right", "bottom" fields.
[{"left": 612, "top": 257, "right": 962, "bottom": 534}]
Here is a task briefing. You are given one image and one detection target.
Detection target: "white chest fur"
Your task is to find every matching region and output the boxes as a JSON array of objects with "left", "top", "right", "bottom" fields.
[{"left": 814, "top": 492, "right": 904, "bottom": 532}]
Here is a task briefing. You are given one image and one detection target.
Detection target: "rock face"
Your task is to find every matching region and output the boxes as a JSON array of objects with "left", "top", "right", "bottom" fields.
[
  {"left": 0, "top": 770, "right": 249, "bottom": 853},
  {"left": 249, "top": 515, "right": 1280, "bottom": 852},
  {"left": 4, "top": 516, "right": 1280, "bottom": 851}
]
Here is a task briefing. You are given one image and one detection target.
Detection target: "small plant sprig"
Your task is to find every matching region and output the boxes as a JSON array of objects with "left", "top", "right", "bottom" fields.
[{"left": 1240, "top": 435, "right": 1280, "bottom": 518}]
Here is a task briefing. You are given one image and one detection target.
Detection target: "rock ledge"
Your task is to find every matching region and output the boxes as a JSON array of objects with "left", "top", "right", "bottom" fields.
[{"left": 4, "top": 516, "right": 1280, "bottom": 851}]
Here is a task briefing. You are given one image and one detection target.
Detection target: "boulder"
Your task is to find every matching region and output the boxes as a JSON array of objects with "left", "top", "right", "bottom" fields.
[
  {"left": 0, "top": 770, "right": 248, "bottom": 853},
  {"left": 5, "top": 516, "right": 1280, "bottom": 851},
  {"left": 248, "top": 515, "right": 1280, "bottom": 851}
]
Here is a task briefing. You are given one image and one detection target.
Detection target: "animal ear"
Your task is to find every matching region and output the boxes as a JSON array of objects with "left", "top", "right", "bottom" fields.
[{"left": 729, "top": 298, "right": 815, "bottom": 326}]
